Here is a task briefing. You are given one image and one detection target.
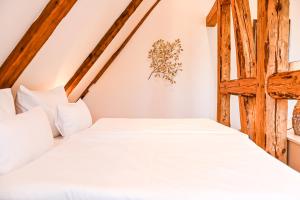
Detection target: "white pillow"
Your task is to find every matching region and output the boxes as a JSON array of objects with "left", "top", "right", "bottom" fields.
[
  {"left": 56, "top": 99, "right": 92, "bottom": 137},
  {"left": 0, "top": 107, "right": 53, "bottom": 175},
  {"left": 0, "top": 89, "right": 15, "bottom": 121},
  {"left": 16, "top": 85, "right": 68, "bottom": 137}
]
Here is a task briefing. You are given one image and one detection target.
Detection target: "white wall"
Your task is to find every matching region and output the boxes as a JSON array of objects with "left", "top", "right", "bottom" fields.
[
  {"left": 0, "top": 0, "right": 135, "bottom": 92},
  {"left": 0, "top": 0, "right": 49, "bottom": 66},
  {"left": 0, "top": 0, "right": 299, "bottom": 127},
  {"left": 84, "top": 0, "right": 218, "bottom": 120},
  {"left": 84, "top": 0, "right": 300, "bottom": 126}
]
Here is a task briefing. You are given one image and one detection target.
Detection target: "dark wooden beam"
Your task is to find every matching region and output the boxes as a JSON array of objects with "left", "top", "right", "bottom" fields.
[
  {"left": 267, "top": 70, "right": 300, "bottom": 100},
  {"left": 0, "top": 0, "right": 77, "bottom": 89},
  {"left": 80, "top": 0, "right": 161, "bottom": 99},
  {"left": 216, "top": 1, "right": 231, "bottom": 126},
  {"left": 64, "top": 0, "right": 143, "bottom": 95},
  {"left": 231, "top": 0, "right": 256, "bottom": 138},
  {"left": 220, "top": 78, "right": 257, "bottom": 96}
]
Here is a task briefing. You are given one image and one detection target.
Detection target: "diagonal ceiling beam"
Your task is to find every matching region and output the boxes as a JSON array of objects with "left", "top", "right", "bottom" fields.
[
  {"left": 0, "top": 0, "right": 77, "bottom": 89},
  {"left": 80, "top": 0, "right": 161, "bottom": 99},
  {"left": 65, "top": 0, "right": 143, "bottom": 95},
  {"left": 220, "top": 78, "right": 257, "bottom": 96}
]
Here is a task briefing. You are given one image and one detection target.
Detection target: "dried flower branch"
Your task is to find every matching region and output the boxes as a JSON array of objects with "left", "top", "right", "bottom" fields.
[{"left": 148, "top": 39, "right": 183, "bottom": 84}]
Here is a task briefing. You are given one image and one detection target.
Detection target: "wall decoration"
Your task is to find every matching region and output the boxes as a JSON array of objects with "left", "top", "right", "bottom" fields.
[{"left": 148, "top": 39, "right": 183, "bottom": 84}]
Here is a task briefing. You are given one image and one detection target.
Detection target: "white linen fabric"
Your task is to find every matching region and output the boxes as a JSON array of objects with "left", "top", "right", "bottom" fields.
[
  {"left": 0, "top": 107, "right": 53, "bottom": 175},
  {"left": 1, "top": 118, "right": 300, "bottom": 200},
  {"left": 0, "top": 89, "right": 15, "bottom": 121},
  {"left": 15, "top": 85, "right": 68, "bottom": 137},
  {"left": 55, "top": 99, "right": 92, "bottom": 137}
]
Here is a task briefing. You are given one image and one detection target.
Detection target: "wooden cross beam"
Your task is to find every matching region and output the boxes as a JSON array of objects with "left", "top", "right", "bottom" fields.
[
  {"left": 220, "top": 78, "right": 257, "bottom": 96},
  {"left": 267, "top": 61, "right": 300, "bottom": 100},
  {"left": 267, "top": 70, "right": 300, "bottom": 100},
  {"left": 207, "top": 0, "right": 290, "bottom": 163},
  {"left": 0, "top": 0, "right": 77, "bottom": 89}
]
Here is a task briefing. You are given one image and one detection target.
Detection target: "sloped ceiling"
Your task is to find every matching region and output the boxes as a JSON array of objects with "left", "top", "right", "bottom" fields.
[
  {"left": 0, "top": 0, "right": 49, "bottom": 66},
  {"left": 0, "top": 0, "right": 147, "bottom": 97},
  {"left": 1, "top": 0, "right": 299, "bottom": 124}
]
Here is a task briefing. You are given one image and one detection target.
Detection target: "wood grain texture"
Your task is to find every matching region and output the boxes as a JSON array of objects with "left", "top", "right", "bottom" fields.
[
  {"left": 267, "top": 70, "right": 300, "bottom": 100},
  {"left": 206, "top": 1, "right": 218, "bottom": 27},
  {"left": 80, "top": 0, "right": 161, "bottom": 99},
  {"left": 0, "top": 0, "right": 77, "bottom": 89},
  {"left": 65, "top": 0, "right": 143, "bottom": 95},
  {"left": 220, "top": 78, "right": 257, "bottom": 96},
  {"left": 206, "top": 0, "right": 231, "bottom": 27},
  {"left": 231, "top": 0, "right": 256, "bottom": 138},
  {"left": 216, "top": 0, "right": 231, "bottom": 127},
  {"left": 255, "top": 0, "right": 268, "bottom": 149},
  {"left": 265, "top": 0, "right": 289, "bottom": 163}
]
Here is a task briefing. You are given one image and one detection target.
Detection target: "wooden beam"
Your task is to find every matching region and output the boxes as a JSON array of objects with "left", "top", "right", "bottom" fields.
[
  {"left": 80, "top": 0, "right": 161, "bottom": 99},
  {"left": 220, "top": 78, "right": 257, "bottom": 96},
  {"left": 0, "top": 0, "right": 77, "bottom": 89},
  {"left": 264, "top": 0, "right": 290, "bottom": 163},
  {"left": 206, "top": 1, "right": 218, "bottom": 27},
  {"left": 267, "top": 70, "right": 300, "bottom": 100},
  {"left": 206, "top": 0, "right": 230, "bottom": 27},
  {"left": 255, "top": 0, "right": 268, "bottom": 149},
  {"left": 231, "top": 0, "right": 256, "bottom": 138},
  {"left": 65, "top": 0, "right": 143, "bottom": 95},
  {"left": 217, "top": 0, "right": 231, "bottom": 126}
]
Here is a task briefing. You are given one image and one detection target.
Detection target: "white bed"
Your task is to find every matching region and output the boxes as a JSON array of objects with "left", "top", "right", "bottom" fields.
[{"left": 1, "top": 118, "right": 300, "bottom": 200}]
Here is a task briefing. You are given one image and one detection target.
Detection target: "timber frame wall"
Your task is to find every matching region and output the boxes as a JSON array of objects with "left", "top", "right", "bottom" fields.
[{"left": 207, "top": 0, "right": 291, "bottom": 163}]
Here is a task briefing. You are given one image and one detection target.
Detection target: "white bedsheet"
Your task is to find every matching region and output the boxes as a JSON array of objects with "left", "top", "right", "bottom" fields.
[{"left": 1, "top": 118, "right": 300, "bottom": 200}]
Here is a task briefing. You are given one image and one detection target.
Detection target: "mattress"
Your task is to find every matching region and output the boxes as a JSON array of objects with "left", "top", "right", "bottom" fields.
[{"left": 1, "top": 118, "right": 300, "bottom": 200}]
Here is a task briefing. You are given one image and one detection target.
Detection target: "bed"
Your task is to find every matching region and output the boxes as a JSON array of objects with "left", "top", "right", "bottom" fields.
[{"left": 1, "top": 118, "right": 300, "bottom": 200}]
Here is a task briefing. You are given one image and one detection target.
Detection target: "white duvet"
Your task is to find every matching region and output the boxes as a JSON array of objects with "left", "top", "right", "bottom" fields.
[{"left": 1, "top": 118, "right": 300, "bottom": 200}]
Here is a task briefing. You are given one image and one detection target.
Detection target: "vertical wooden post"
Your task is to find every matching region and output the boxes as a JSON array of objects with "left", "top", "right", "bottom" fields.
[
  {"left": 231, "top": 0, "right": 256, "bottom": 139},
  {"left": 255, "top": 0, "right": 268, "bottom": 149},
  {"left": 257, "top": 0, "right": 289, "bottom": 162},
  {"left": 217, "top": 0, "right": 231, "bottom": 126},
  {"left": 266, "top": 0, "right": 289, "bottom": 163}
]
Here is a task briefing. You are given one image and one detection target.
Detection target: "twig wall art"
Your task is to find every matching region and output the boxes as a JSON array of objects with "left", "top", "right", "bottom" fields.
[{"left": 148, "top": 39, "right": 183, "bottom": 84}]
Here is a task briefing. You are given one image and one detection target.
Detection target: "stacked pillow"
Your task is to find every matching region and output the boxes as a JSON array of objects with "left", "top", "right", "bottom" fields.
[
  {"left": 0, "top": 86, "right": 93, "bottom": 175},
  {"left": 56, "top": 99, "right": 92, "bottom": 137},
  {"left": 16, "top": 85, "right": 69, "bottom": 137},
  {"left": 0, "top": 107, "right": 53, "bottom": 175},
  {"left": 15, "top": 85, "right": 93, "bottom": 137},
  {"left": 0, "top": 89, "right": 53, "bottom": 175}
]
